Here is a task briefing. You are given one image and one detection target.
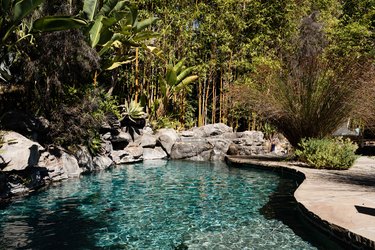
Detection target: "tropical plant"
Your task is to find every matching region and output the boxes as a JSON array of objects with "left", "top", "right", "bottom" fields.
[
  {"left": 295, "top": 137, "right": 358, "bottom": 169},
  {"left": 82, "top": 0, "right": 158, "bottom": 70},
  {"left": 157, "top": 58, "right": 198, "bottom": 117}
]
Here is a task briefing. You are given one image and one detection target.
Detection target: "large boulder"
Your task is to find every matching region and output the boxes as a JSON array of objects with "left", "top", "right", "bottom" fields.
[
  {"left": 228, "top": 131, "right": 266, "bottom": 156},
  {"left": 75, "top": 146, "right": 94, "bottom": 172},
  {"left": 190, "top": 123, "right": 233, "bottom": 138},
  {"left": 110, "top": 145, "right": 143, "bottom": 164},
  {"left": 207, "top": 138, "right": 232, "bottom": 161},
  {"left": 125, "top": 145, "right": 143, "bottom": 159},
  {"left": 142, "top": 126, "right": 153, "bottom": 135},
  {"left": 38, "top": 147, "right": 82, "bottom": 181},
  {"left": 101, "top": 140, "right": 113, "bottom": 154},
  {"left": 235, "top": 131, "right": 264, "bottom": 146},
  {"left": 139, "top": 133, "right": 157, "bottom": 148},
  {"left": 93, "top": 155, "right": 114, "bottom": 170},
  {"left": 170, "top": 140, "right": 214, "bottom": 161},
  {"left": 6, "top": 166, "right": 49, "bottom": 195},
  {"left": 111, "top": 131, "right": 132, "bottom": 150},
  {"left": 157, "top": 128, "right": 179, "bottom": 155},
  {"left": 1, "top": 131, "right": 44, "bottom": 171},
  {"left": 143, "top": 147, "right": 167, "bottom": 160}
]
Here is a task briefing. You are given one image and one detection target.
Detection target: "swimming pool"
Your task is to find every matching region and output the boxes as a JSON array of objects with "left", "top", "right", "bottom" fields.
[{"left": 0, "top": 160, "right": 323, "bottom": 249}]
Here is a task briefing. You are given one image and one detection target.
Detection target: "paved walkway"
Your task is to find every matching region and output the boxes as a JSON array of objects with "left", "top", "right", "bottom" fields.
[{"left": 226, "top": 155, "right": 375, "bottom": 248}]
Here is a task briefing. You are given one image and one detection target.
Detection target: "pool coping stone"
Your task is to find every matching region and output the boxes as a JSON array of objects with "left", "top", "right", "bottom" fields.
[{"left": 225, "top": 155, "right": 375, "bottom": 249}]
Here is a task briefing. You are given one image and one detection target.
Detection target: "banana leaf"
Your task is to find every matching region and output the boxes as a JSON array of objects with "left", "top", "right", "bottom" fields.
[
  {"left": 89, "top": 14, "right": 104, "bottom": 47},
  {"left": 99, "top": 0, "right": 118, "bottom": 16},
  {"left": 135, "top": 17, "right": 158, "bottom": 32},
  {"left": 105, "top": 59, "right": 135, "bottom": 70},
  {"left": 13, "top": 0, "right": 44, "bottom": 22},
  {"left": 174, "top": 75, "right": 198, "bottom": 93},
  {"left": 166, "top": 65, "right": 177, "bottom": 86},
  {"left": 1, "top": 0, "right": 10, "bottom": 11},
  {"left": 32, "top": 16, "right": 88, "bottom": 32},
  {"left": 83, "top": 0, "right": 100, "bottom": 21},
  {"left": 173, "top": 58, "right": 186, "bottom": 73},
  {"left": 176, "top": 67, "right": 194, "bottom": 84},
  {"left": 132, "top": 30, "right": 159, "bottom": 42}
]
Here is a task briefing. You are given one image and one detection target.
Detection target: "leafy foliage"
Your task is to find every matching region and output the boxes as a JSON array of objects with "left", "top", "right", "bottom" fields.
[
  {"left": 119, "top": 99, "right": 146, "bottom": 140},
  {"left": 97, "top": 91, "right": 121, "bottom": 118},
  {"left": 0, "top": 0, "right": 89, "bottom": 82},
  {"left": 151, "top": 116, "right": 183, "bottom": 131},
  {"left": 17, "top": 29, "right": 100, "bottom": 113},
  {"left": 262, "top": 123, "right": 277, "bottom": 141},
  {"left": 295, "top": 137, "right": 358, "bottom": 169},
  {"left": 86, "top": 132, "right": 102, "bottom": 155}
]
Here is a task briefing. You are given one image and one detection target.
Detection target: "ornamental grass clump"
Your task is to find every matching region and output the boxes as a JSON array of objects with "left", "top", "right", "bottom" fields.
[{"left": 295, "top": 137, "right": 358, "bottom": 169}]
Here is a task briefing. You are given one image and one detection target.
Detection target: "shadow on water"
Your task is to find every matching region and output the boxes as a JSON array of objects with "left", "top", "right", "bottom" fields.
[
  {"left": 259, "top": 174, "right": 345, "bottom": 250},
  {"left": 0, "top": 197, "right": 109, "bottom": 249}
]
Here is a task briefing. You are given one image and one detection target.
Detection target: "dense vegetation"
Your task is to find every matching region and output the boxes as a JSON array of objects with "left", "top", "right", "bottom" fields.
[{"left": 0, "top": 0, "right": 374, "bottom": 151}]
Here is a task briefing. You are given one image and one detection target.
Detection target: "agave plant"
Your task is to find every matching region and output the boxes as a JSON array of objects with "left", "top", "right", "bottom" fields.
[
  {"left": 120, "top": 100, "right": 146, "bottom": 122},
  {"left": 119, "top": 100, "right": 146, "bottom": 140}
]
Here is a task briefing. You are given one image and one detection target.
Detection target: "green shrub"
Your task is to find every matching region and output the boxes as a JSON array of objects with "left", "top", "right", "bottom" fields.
[
  {"left": 98, "top": 92, "right": 120, "bottom": 119},
  {"left": 295, "top": 137, "right": 358, "bottom": 169},
  {"left": 151, "top": 116, "right": 183, "bottom": 131}
]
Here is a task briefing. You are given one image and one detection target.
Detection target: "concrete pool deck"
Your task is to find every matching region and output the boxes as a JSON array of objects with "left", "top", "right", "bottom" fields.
[{"left": 225, "top": 155, "right": 375, "bottom": 249}]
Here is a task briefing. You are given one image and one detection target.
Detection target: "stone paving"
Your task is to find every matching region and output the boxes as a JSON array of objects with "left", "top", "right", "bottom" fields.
[{"left": 226, "top": 155, "right": 375, "bottom": 248}]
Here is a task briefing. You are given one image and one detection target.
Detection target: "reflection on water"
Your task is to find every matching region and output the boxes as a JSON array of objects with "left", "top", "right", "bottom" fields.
[{"left": 0, "top": 160, "right": 316, "bottom": 249}]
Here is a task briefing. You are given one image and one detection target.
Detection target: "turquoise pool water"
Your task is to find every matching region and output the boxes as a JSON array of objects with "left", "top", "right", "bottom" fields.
[{"left": 0, "top": 160, "right": 317, "bottom": 249}]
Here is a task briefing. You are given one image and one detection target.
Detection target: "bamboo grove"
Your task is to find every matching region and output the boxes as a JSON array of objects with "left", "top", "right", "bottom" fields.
[{"left": 112, "top": 0, "right": 374, "bottom": 132}]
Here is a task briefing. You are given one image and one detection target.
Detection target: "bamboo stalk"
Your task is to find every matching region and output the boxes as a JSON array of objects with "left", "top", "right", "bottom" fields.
[
  {"left": 204, "top": 78, "right": 210, "bottom": 125},
  {"left": 219, "top": 70, "right": 223, "bottom": 122},
  {"left": 135, "top": 47, "right": 139, "bottom": 102},
  {"left": 198, "top": 79, "right": 203, "bottom": 126},
  {"left": 212, "top": 78, "right": 216, "bottom": 123}
]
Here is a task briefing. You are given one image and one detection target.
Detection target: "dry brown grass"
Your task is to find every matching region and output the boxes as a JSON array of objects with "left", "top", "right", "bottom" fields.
[{"left": 244, "top": 14, "right": 375, "bottom": 147}]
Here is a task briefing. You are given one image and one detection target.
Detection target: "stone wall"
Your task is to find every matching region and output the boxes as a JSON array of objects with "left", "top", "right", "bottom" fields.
[{"left": 0, "top": 123, "right": 270, "bottom": 199}]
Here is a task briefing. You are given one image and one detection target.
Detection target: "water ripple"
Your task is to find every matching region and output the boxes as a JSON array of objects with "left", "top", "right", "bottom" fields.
[{"left": 0, "top": 160, "right": 316, "bottom": 249}]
